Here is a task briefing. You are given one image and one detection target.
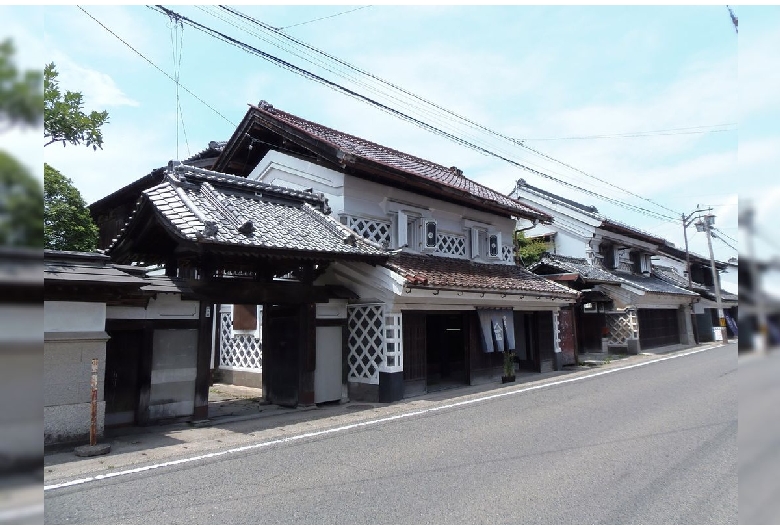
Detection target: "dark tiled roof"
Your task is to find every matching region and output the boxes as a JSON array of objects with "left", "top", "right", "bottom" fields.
[
  {"left": 1, "top": 247, "right": 41, "bottom": 287},
  {"left": 653, "top": 265, "right": 738, "bottom": 302},
  {"left": 609, "top": 270, "right": 698, "bottom": 296},
  {"left": 183, "top": 140, "right": 227, "bottom": 168},
  {"left": 513, "top": 178, "right": 665, "bottom": 245},
  {"left": 534, "top": 254, "right": 697, "bottom": 296},
  {"left": 109, "top": 164, "right": 389, "bottom": 262},
  {"left": 385, "top": 252, "right": 578, "bottom": 296},
  {"left": 533, "top": 255, "right": 623, "bottom": 284},
  {"left": 248, "top": 102, "right": 551, "bottom": 222},
  {"left": 44, "top": 251, "right": 149, "bottom": 287}
]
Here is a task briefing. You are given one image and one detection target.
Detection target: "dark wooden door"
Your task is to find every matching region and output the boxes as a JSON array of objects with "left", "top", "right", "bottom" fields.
[
  {"left": 266, "top": 305, "right": 300, "bottom": 407},
  {"left": 559, "top": 308, "right": 576, "bottom": 365},
  {"left": 536, "top": 311, "right": 555, "bottom": 372},
  {"left": 105, "top": 329, "right": 143, "bottom": 426},
  {"left": 402, "top": 312, "right": 426, "bottom": 396},
  {"left": 638, "top": 308, "right": 680, "bottom": 349},
  {"left": 580, "top": 312, "right": 606, "bottom": 352}
]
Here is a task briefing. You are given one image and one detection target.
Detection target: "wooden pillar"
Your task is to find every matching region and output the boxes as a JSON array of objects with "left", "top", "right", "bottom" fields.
[
  {"left": 193, "top": 301, "right": 214, "bottom": 420},
  {"left": 136, "top": 323, "right": 154, "bottom": 425},
  {"left": 262, "top": 303, "right": 271, "bottom": 402},
  {"left": 298, "top": 303, "right": 317, "bottom": 406}
]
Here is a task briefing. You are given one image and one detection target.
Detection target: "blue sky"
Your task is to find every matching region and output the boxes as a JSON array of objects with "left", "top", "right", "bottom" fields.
[{"left": 5, "top": 4, "right": 780, "bottom": 286}]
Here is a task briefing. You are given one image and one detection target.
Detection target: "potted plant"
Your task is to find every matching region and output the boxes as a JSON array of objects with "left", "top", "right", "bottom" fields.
[{"left": 501, "top": 349, "right": 516, "bottom": 383}]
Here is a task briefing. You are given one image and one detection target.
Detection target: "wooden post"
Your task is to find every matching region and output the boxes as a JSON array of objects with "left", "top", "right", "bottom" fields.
[{"left": 90, "top": 358, "right": 98, "bottom": 446}]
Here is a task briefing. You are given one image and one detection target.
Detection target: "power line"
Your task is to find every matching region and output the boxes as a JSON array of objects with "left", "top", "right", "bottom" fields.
[
  {"left": 152, "top": 5, "right": 680, "bottom": 224},
  {"left": 711, "top": 232, "right": 738, "bottom": 253},
  {"left": 712, "top": 227, "right": 737, "bottom": 244},
  {"left": 213, "top": 5, "right": 676, "bottom": 210},
  {"left": 76, "top": 5, "right": 236, "bottom": 128},
  {"left": 277, "top": 5, "right": 371, "bottom": 30},
  {"left": 520, "top": 123, "right": 737, "bottom": 141},
  {"left": 513, "top": 141, "right": 681, "bottom": 217},
  {"left": 210, "top": 5, "right": 681, "bottom": 222}
]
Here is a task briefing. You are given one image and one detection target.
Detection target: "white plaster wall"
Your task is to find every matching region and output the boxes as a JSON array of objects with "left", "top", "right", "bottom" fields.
[
  {"left": 44, "top": 402, "right": 105, "bottom": 446},
  {"left": 246, "top": 149, "right": 517, "bottom": 262},
  {"left": 44, "top": 301, "right": 105, "bottom": 332},
  {"left": 0, "top": 305, "right": 42, "bottom": 342},
  {"left": 247, "top": 151, "right": 345, "bottom": 215},
  {"left": 148, "top": 328, "right": 198, "bottom": 420},
  {"left": 44, "top": 333, "right": 108, "bottom": 445},
  {"left": 316, "top": 300, "right": 347, "bottom": 319},
  {"left": 0, "top": 338, "right": 41, "bottom": 463}
]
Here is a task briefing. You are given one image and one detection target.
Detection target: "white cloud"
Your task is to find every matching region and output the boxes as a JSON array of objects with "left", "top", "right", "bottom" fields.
[
  {"left": 47, "top": 53, "right": 139, "bottom": 109},
  {"left": 44, "top": 120, "right": 176, "bottom": 205}
]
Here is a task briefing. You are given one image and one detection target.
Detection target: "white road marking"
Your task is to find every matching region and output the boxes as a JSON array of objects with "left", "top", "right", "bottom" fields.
[{"left": 44, "top": 343, "right": 723, "bottom": 492}]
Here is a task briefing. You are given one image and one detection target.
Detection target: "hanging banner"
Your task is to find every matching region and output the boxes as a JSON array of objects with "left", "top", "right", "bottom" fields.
[{"left": 477, "top": 309, "right": 516, "bottom": 353}]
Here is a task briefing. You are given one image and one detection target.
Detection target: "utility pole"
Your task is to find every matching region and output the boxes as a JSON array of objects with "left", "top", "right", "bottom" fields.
[
  {"left": 682, "top": 207, "right": 710, "bottom": 288},
  {"left": 741, "top": 204, "right": 768, "bottom": 353},
  {"left": 696, "top": 213, "right": 728, "bottom": 345}
]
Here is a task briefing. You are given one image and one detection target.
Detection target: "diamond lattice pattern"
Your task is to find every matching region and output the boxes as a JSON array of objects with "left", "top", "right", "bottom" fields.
[
  {"left": 219, "top": 311, "right": 262, "bottom": 369},
  {"left": 436, "top": 233, "right": 466, "bottom": 257},
  {"left": 502, "top": 245, "right": 514, "bottom": 263},
  {"left": 606, "top": 310, "right": 638, "bottom": 346},
  {"left": 347, "top": 305, "right": 385, "bottom": 384},
  {"left": 342, "top": 215, "right": 391, "bottom": 247}
]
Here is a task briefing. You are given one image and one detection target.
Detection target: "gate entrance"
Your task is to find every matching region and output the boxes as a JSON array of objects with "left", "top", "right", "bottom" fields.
[{"left": 426, "top": 313, "right": 467, "bottom": 389}]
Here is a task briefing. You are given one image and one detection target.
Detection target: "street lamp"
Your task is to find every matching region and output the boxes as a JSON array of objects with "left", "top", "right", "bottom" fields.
[{"left": 694, "top": 213, "right": 728, "bottom": 345}]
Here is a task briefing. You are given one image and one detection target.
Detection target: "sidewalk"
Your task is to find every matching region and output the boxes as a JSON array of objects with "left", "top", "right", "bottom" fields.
[{"left": 43, "top": 340, "right": 729, "bottom": 487}]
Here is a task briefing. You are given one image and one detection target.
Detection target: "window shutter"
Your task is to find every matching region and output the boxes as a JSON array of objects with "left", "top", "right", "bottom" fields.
[
  {"left": 423, "top": 218, "right": 437, "bottom": 249},
  {"left": 396, "top": 211, "right": 408, "bottom": 247},
  {"left": 489, "top": 233, "right": 501, "bottom": 257},
  {"left": 471, "top": 228, "right": 481, "bottom": 258}
]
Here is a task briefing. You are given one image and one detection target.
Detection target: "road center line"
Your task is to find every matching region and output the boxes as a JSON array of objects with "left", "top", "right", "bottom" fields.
[{"left": 44, "top": 343, "right": 722, "bottom": 492}]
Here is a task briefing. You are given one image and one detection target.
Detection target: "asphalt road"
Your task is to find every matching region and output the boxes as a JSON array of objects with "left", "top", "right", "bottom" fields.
[
  {"left": 738, "top": 348, "right": 780, "bottom": 524},
  {"left": 44, "top": 344, "right": 737, "bottom": 524}
]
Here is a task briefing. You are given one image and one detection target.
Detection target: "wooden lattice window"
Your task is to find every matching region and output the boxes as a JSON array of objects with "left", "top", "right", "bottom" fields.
[{"left": 383, "top": 313, "right": 403, "bottom": 372}]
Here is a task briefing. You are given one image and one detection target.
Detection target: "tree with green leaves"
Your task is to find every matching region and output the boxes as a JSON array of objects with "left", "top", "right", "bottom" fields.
[
  {"left": 0, "top": 152, "right": 44, "bottom": 247},
  {"left": 0, "top": 39, "right": 43, "bottom": 248},
  {"left": 514, "top": 230, "right": 549, "bottom": 267},
  {"left": 44, "top": 164, "right": 98, "bottom": 251},
  {"left": 44, "top": 62, "right": 109, "bottom": 149},
  {"left": 0, "top": 39, "right": 43, "bottom": 132}
]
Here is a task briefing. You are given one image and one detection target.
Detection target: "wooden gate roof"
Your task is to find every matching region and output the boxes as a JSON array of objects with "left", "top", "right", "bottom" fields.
[{"left": 107, "top": 163, "right": 389, "bottom": 267}]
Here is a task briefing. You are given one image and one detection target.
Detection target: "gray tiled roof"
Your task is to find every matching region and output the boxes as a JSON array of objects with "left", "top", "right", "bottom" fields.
[
  {"left": 534, "top": 254, "right": 697, "bottom": 296},
  {"left": 533, "top": 255, "right": 623, "bottom": 284},
  {"left": 609, "top": 270, "right": 698, "bottom": 296},
  {"left": 44, "top": 250, "right": 149, "bottom": 287},
  {"left": 109, "top": 164, "right": 388, "bottom": 261},
  {"left": 653, "top": 265, "right": 738, "bottom": 302},
  {"left": 514, "top": 179, "right": 665, "bottom": 245}
]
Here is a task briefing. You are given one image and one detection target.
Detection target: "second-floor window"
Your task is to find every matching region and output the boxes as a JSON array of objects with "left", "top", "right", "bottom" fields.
[
  {"left": 470, "top": 228, "right": 502, "bottom": 260},
  {"left": 631, "top": 251, "right": 652, "bottom": 274}
]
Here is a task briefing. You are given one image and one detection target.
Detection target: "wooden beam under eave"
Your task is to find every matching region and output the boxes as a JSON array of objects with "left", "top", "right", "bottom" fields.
[{"left": 185, "top": 278, "right": 336, "bottom": 305}]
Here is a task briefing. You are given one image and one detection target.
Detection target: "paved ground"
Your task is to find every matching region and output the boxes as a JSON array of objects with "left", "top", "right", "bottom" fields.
[
  {"left": 41, "top": 342, "right": 727, "bottom": 484},
  {"left": 42, "top": 341, "right": 736, "bottom": 524},
  {"left": 738, "top": 346, "right": 780, "bottom": 524}
]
